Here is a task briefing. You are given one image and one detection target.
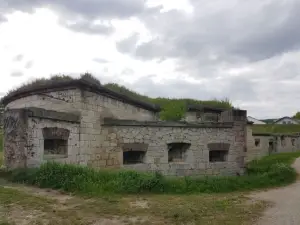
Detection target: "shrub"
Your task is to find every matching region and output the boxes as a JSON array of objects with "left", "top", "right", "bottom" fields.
[
  {"left": 2, "top": 152, "right": 300, "bottom": 196},
  {"left": 0, "top": 131, "right": 3, "bottom": 166}
]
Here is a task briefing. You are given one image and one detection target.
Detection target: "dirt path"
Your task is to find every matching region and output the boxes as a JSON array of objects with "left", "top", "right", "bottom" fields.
[{"left": 250, "top": 158, "right": 300, "bottom": 225}]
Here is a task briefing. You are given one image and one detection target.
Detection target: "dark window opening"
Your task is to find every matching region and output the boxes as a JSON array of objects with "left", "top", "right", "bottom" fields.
[
  {"left": 123, "top": 151, "right": 145, "bottom": 165},
  {"left": 292, "top": 139, "right": 295, "bottom": 146},
  {"left": 168, "top": 142, "right": 191, "bottom": 162},
  {"left": 209, "top": 150, "right": 228, "bottom": 162},
  {"left": 255, "top": 139, "right": 260, "bottom": 147},
  {"left": 44, "top": 139, "right": 68, "bottom": 157},
  {"left": 269, "top": 140, "right": 274, "bottom": 148},
  {"left": 204, "top": 113, "right": 219, "bottom": 122},
  {"left": 281, "top": 136, "right": 286, "bottom": 147}
]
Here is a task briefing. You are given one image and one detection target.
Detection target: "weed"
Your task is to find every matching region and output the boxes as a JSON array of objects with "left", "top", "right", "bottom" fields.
[{"left": 3, "top": 152, "right": 300, "bottom": 196}]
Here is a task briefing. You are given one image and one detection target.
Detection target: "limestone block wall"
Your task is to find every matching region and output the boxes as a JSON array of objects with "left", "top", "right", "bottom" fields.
[
  {"left": 87, "top": 119, "right": 247, "bottom": 176},
  {"left": 246, "top": 131, "right": 300, "bottom": 162},
  {"left": 3, "top": 107, "right": 80, "bottom": 168},
  {"left": 246, "top": 134, "right": 271, "bottom": 162},
  {"left": 5, "top": 88, "right": 159, "bottom": 166},
  {"left": 5, "top": 89, "right": 158, "bottom": 121},
  {"left": 2, "top": 109, "right": 28, "bottom": 169},
  {"left": 184, "top": 111, "right": 220, "bottom": 122},
  {"left": 26, "top": 117, "right": 80, "bottom": 167},
  {"left": 274, "top": 135, "right": 300, "bottom": 153}
]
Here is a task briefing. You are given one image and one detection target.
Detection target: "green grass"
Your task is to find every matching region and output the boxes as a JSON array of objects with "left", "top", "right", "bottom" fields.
[
  {"left": 0, "top": 131, "right": 2, "bottom": 166},
  {"left": 0, "top": 185, "right": 266, "bottom": 225},
  {"left": 104, "top": 83, "right": 232, "bottom": 121},
  {"left": 2, "top": 74, "right": 232, "bottom": 121},
  {"left": 2, "top": 152, "right": 300, "bottom": 196},
  {"left": 252, "top": 124, "right": 300, "bottom": 134},
  {"left": 247, "top": 152, "right": 300, "bottom": 174}
]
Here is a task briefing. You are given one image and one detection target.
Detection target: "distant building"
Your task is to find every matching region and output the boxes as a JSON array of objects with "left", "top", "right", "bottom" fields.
[
  {"left": 273, "top": 117, "right": 300, "bottom": 125},
  {"left": 261, "top": 119, "right": 277, "bottom": 124},
  {"left": 247, "top": 116, "right": 266, "bottom": 124}
]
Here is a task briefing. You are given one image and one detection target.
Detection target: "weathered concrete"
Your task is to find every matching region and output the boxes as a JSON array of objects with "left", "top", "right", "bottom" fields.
[
  {"left": 3, "top": 109, "right": 28, "bottom": 169},
  {"left": 89, "top": 117, "right": 246, "bottom": 176},
  {"left": 2, "top": 83, "right": 249, "bottom": 176},
  {"left": 246, "top": 125, "right": 300, "bottom": 162}
]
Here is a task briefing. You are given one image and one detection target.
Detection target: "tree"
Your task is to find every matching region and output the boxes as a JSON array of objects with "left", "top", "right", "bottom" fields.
[{"left": 293, "top": 112, "right": 300, "bottom": 119}]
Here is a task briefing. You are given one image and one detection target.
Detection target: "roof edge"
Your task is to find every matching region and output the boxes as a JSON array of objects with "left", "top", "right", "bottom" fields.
[
  {"left": 1, "top": 79, "right": 161, "bottom": 112},
  {"left": 187, "top": 104, "right": 231, "bottom": 113}
]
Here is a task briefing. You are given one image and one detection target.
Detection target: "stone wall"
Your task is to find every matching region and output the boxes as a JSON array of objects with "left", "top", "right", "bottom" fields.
[
  {"left": 246, "top": 125, "right": 300, "bottom": 162},
  {"left": 6, "top": 89, "right": 158, "bottom": 121},
  {"left": 3, "top": 87, "right": 249, "bottom": 176},
  {"left": 3, "top": 106, "right": 247, "bottom": 176},
  {"left": 26, "top": 117, "right": 80, "bottom": 167},
  {"left": 2, "top": 107, "right": 80, "bottom": 168},
  {"left": 274, "top": 134, "right": 300, "bottom": 153},
  {"left": 3, "top": 109, "right": 28, "bottom": 169},
  {"left": 5, "top": 88, "right": 159, "bottom": 166},
  {"left": 87, "top": 117, "right": 247, "bottom": 176},
  {"left": 246, "top": 132, "right": 271, "bottom": 162}
]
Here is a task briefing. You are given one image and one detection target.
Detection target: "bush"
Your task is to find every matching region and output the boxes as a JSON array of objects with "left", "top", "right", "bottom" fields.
[
  {"left": 0, "top": 131, "right": 3, "bottom": 166},
  {"left": 2, "top": 152, "right": 300, "bottom": 196}
]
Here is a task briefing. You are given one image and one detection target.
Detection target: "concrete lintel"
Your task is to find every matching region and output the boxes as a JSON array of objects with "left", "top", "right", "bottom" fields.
[
  {"left": 102, "top": 118, "right": 234, "bottom": 128},
  {"left": 26, "top": 107, "right": 80, "bottom": 123}
]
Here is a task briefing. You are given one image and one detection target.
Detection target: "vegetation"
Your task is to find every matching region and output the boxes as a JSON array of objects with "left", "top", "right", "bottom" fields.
[
  {"left": 0, "top": 184, "right": 266, "bottom": 225},
  {"left": 252, "top": 124, "right": 300, "bottom": 134},
  {"left": 1, "top": 74, "right": 232, "bottom": 121},
  {"left": 1, "top": 152, "right": 299, "bottom": 197},
  {"left": 293, "top": 112, "right": 300, "bottom": 120},
  {"left": 247, "top": 152, "right": 300, "bottom": 174},
  {"left": 0, "top": 131, "right": 2, "bottom": 166},
  {"left": 104, "top": 83, "right": 232, "bottom": 121}
]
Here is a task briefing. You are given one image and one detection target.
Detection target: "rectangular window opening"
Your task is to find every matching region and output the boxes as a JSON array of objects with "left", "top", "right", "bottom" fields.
[
  {"left": 123, "top": 151, "right": 145, "bottom": 165},
  {"left": 44, "top": 139, "right": 68, "bottom": 159},
  {"left": 209, "top": 150, "right": 228, "bottom": 162},
  {"left": 281, "top": 136, "right": 286, "bottom": 147},
  {"left": 292, "top": 139, "right": 295, "bottom": 146},
  {"left": 168, "top": 143, "right": 191, "bottom": 163},
  {"left": 254, "top": 139, "right": 260, "bottom": 147}
]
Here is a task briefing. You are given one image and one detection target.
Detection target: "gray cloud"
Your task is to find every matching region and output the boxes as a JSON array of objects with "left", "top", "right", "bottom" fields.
[
  {"left": 2, "top": 0, "right": 146, "bottom": 18},
  {"left": 118, "top": 0, "right": 300, "bottom": 65},
  {"left": 24, "top": 60, "right": 34, "bottom": 69},
  {"left": 3, "top": 0, "right": 300, "bottom": 118},
  {"left": 0, "top": 14, "right": 7, "bottom": 23},
  {"left": 1, "top": 0, "right": 160, "bottom": 35},
  {"left": 12, "top": 54, "right": 24, "bottom": 62},
  {"left": 121, "top": 68, "right": 134, "bottom": 75},
  {"left": 10, "top": 71, "right": 24, "bottom": 77},
  {"left": 116, "top": 33, "right": 139, "bottom": 53},
  {"left": 59, "top": 19, "right": 115, "bottom": 35},
  {"left": 123, "top": 75, "right": 218, "bottom": 100},
  {"left": 219, "top": 76, "right": 259, "bottom": 102},
  {"left": 93, "top": 58, "right": 109, "bottom": 64}
]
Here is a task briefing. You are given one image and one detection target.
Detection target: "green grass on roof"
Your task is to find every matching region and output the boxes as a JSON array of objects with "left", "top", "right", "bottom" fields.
[
  {"left": 1, "top": 74, "right": 233, "bottom": 121},
  {"left": 252, "top": 124, "right": 300, "bottom": 134}
]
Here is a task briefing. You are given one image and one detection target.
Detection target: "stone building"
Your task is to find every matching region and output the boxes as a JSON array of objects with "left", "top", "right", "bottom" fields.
[
  {"left": 245, "top": 123, "right": 300, "bottom": 162},
  {"left": 2, "top": 78, "right": 248, "bottom": 176}
]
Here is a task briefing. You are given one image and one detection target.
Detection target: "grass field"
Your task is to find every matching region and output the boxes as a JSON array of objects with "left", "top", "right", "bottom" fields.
[
  {"left": 4, "top": 152, "right": 298, "bottom": 197},
  {"left": 0, "top": 179, "right": 267, "bottom": 225},
  {"left": 252, "top": 124, "right": 300, "bottom": 134}
]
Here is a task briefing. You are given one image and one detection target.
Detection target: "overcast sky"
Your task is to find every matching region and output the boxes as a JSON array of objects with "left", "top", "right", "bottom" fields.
[{"left": 1, "top": 0, "right": 300, "bottom": 119}]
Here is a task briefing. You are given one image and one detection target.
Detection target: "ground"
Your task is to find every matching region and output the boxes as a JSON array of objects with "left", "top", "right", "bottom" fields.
[
  {"left": 1, "top": 149, "right": 300, "bottom": 224},
  {"left": 0, "top": 178, "right": 266, "bottom": 225},
  {"left": 250, "top": 157, "right": 300, "bottom": 225}
]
